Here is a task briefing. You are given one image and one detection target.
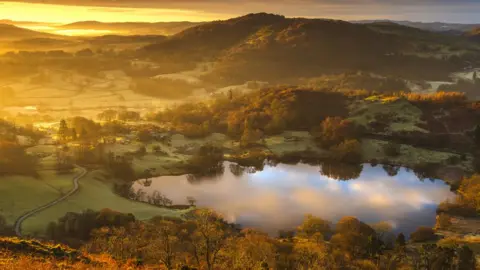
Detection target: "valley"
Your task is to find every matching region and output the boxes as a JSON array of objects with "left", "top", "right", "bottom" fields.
[{"left": 0, "top": 11, "right": 480, "bottom": 270}]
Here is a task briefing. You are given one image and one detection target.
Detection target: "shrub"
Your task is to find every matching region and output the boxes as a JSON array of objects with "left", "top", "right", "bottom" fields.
[
  {"left": 330, "top": 139, "right": 362, "bottom": 163},
  {"left": 410, "top": 227, "right": 436, "bottom": 243},
  {"left": 314, "top": 117, "right": 357, "bottom": 148}
]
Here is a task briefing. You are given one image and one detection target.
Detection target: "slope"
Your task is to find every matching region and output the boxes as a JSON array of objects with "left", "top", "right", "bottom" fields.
[
  {"left": 143, "top": 13, "right": 480, "bottom": 84},
  {"left": 0, "top": 24, "right": 59, "bottom": 41}
]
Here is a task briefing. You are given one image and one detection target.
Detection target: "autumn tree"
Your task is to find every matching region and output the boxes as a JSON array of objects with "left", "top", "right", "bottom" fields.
[
  {"left": 292, "top": 240, "right": 331, "bottom": 270},
  {"left": 223, "top": 229, "right": 277, "bottom": 269},
  {"left": 329, "top": 139, "right": 362, "bottom": 163},
  {"left": 331, "top": 216, "right": 381, "bottom": 259},
  {"left": 410, "top": 227, "right": 436, "bottom": 243},
  {"left": 184, "top": 209, "right": 234, "bottom": 270},
  {"left": 296, "top": 214, "right": 332, "bottom": 240},
  {"left": 97, "top": 109, "right": 118, "bottom": 122},
  {"left": 145, "top": 218, "right": 184, "bottom": 270},
  {"left": 457, "top": 174, "right": 480, "bottom": 211},
  {"left": 188, "top": 144, "right": 224, "bottom": 175},
  {"left": 313, "top": 117, "right": 357, "bottom": 147}
]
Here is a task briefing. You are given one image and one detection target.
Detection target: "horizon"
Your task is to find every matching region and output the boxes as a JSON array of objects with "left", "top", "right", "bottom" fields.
[{"left": 1, "top": 1, "right": 480, "bottom": 24}]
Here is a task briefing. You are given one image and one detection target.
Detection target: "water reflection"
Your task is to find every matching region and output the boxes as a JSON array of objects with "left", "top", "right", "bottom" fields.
[{"left": 133, "top": 162, "right": 455, "bottom": 235}]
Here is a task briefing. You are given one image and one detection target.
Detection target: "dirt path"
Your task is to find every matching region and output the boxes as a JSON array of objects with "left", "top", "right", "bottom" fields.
[{"left": 14, "top": 165, "right": 87, "bottom": 237}]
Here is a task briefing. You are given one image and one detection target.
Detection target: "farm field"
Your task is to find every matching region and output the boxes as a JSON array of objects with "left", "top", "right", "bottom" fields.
[
  {"left": 21, "top": 170, "right": 192, "bottom": 236},
  {"left": 0, "top": 169, "right": 78, "bottom": 226}
]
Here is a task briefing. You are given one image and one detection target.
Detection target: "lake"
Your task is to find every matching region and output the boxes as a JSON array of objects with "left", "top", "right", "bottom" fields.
[{"left": 133, "top": 162, "right": 455, "bottom": 235}]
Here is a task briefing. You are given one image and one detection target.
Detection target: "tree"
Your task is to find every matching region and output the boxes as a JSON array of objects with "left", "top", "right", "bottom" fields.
[
  {"left": 292, "top": 241, "right": 331, "bottom": 269},
  {"left": 185, "top": 209, "right": 234, "bottom": 270},
  {"left": 331, "top": 216, "right": 381, "bottom": 259},
  {"left": 224, "top": 229, "right": 277, "bottom": 269},
  {"left": 80, "top": 127, "right": 88, "bottom": 140},
  {"left": 457, "top": 245, "right": 476, "bottom": 270},
  {"left": 314, "top": 117, "right": 356, "bottom": 147},
  {"left": 97, "top": 109, "right": 118, "bottom": 122},
  {"left": 395, "top": 233, "right": 406, "bottom": 247},
  {"left": 145, "top": 219, "right": 183, "bottom": 270},
  {"left": 457, "top": 174, "right": 480, "bottom": 211},
  {"left": 240, "top": 127, "right": 263, "bottom": 147},
  {"left": 371, "top": 221, "right": 394, "bottom": 247},
  {"left": 329, "top": 139, "right": 362, "bottom": 163},
  {"left": 187, "top": 196, "right": 197, "bottom": 207},
  {"left": 410, "top": 227, "right": 436, "bottom": 243},
  {"left": 118, "top": 111, "right": 141, "bottom": 122},
  {"left": 320, "top": 161, "right": 363, "bottom": 180},
  {"left": 71, "top": 128, "right": 77, "bottom": 141},
  {"left": 188, "top": 144, "right": 224, "bottom": 175},
  {"left": 297, "top": 214, "right": 332, "bottom": 240},
  {"left": 57, "top": 119, "right": 69, "bottom": 142}
]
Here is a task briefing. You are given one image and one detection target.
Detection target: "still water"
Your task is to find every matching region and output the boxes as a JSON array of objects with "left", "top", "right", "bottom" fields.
[{"left": 133, "top": 162, "right": 455, "bottom": 235}]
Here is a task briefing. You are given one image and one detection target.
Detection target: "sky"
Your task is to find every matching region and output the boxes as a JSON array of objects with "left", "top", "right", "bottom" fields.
[{"left": 1, "top": 0, "right": 480, "bottom": 24}]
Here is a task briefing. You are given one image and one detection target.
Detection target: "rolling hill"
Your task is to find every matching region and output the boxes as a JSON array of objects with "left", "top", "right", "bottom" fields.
[
  {"left": 354, "top": 20, "right": 480, "bottom": 34},
  {"left": 0, "top": 24, "right": 59, "bottom": 41},
  {"left": 143, "top": 13, "right": 480, "bottom": 84},
  {"left": 59, "top": 21, "right": 203, "bottom": 36}
]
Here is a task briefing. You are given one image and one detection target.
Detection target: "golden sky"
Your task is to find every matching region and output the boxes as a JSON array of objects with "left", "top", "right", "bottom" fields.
[
  {"left": 1, "top": 1, "right": 480, "bottom": 24},
  {"left": 0, "top": 2, "right": 232, "bottom": 23}
]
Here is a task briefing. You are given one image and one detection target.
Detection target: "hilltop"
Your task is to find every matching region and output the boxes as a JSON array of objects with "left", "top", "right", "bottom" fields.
[{"left": 143, "top": 13, "right": 480, "bottom": 84}]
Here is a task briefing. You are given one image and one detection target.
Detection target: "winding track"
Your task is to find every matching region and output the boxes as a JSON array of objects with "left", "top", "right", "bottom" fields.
[{"left": 14, "top": 165, "right": 87, "bottom": 237}]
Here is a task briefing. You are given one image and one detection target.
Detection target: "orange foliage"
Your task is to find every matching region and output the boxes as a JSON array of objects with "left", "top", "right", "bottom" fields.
[{"left": 398, "top": 91, "right": 466, "bottom": 105}]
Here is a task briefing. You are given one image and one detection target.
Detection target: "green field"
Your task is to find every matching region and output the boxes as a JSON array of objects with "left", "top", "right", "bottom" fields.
[
  {"left": 0, "top": 169, "right": 77, "bottom": 225},
  {"left": 21, "top": 170, "right": 191, "bottom": 236},
  {"left": 361, "top": 138, "right": 471, "bottom": 171},
  {"left": 264, "top": 131, "right": 327, "bottom": 156},
  {"left": 349, "top": 97, "right": 428, "bottom": 135}
]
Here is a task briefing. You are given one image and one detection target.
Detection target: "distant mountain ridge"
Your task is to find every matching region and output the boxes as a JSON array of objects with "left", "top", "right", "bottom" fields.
[
  {"left": 0, "top": 24, "right": 59, "bottom": 41},
  {"left": 353, "top": 19, "right": 480, "bottom": 34},
  {"left": 59, "top": 21, "right": 203, "bottom": 36}
]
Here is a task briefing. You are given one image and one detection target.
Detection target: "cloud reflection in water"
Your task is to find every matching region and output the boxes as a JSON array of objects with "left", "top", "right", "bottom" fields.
[{"left": 134, "top": 162, "right": 454, "bottom": 235}]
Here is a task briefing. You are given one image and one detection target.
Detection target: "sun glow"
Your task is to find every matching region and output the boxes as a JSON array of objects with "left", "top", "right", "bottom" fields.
[{"left": 0, "top": 2, "right": 228, "bottom": 24}]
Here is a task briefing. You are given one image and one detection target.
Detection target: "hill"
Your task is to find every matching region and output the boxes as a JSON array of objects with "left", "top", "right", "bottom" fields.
[
  {"left": 354, "top": 20, "right": 480, "bottom": 34},
  {"left": 84, "top": 34, "right": 166, "bottom": 45},
  {"left": 0, "top": 24, "right": 58, "bottom": 41},
  {"left": 59, "top": 21, "right": 203, "bottom": 36},
  {"left": 143, "top": 13, "right": 480, "bottom": 84}
]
